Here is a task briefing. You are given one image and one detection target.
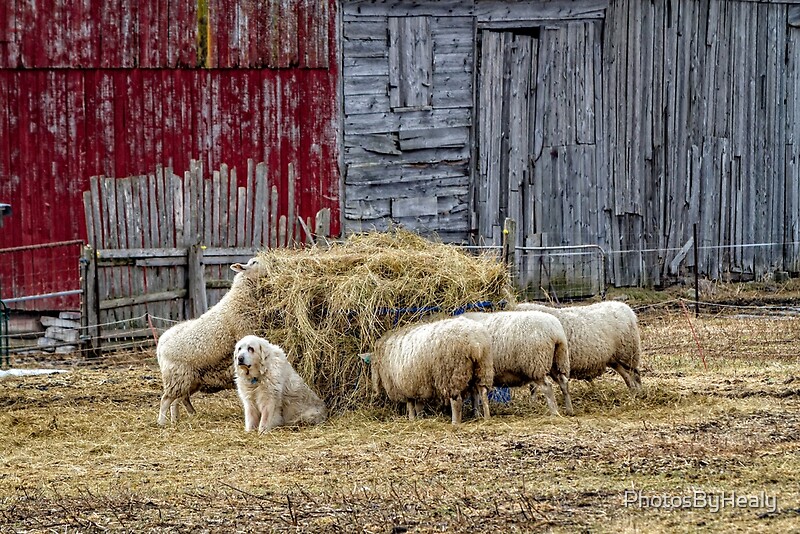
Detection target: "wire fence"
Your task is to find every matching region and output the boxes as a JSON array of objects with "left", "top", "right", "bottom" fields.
[
  {"left": 3, "top": 297, "right": 800, "bottom": 368},
  {"left": 2, "top": 236, "right": 800, "bottom": 365},
  {"left": 0, "top": 240, "right": 84, "bottom": 311}
]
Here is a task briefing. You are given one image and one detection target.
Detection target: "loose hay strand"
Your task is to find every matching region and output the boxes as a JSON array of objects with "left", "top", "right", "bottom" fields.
[{"left": 239, "top": 230, "right": 514, "bottom": 412}]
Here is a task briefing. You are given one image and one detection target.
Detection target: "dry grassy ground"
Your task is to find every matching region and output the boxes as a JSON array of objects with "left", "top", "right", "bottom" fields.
[{"left": 2, "top": 306, "right": 800, "bottom": 533}]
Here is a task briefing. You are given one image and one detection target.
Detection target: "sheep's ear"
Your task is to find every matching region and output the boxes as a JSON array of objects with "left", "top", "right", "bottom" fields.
[
  {"left": 230, "top": 263, "right": 245, "bottom": 273},
  {"left": 359, "top": 353, "right": 372, "bottom": 364}
]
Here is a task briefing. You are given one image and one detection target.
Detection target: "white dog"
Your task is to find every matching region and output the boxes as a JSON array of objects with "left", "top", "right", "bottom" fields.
[{"left": 233, "top": 335, "right": 327, "bottom": 432}]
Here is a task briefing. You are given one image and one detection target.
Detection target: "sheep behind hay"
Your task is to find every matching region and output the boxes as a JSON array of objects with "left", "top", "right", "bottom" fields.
[
  {"left": 514, "top": 301, "right": 642, "bottom": 391},
  {"left": 366, "top": 316, "right": 494, "bottom": 425},
  {"left": 156, "top": 257, "right": 265, "bottom": 425},
  {"left": 460, "top": 310, "right": 573, "bottom": 416}
]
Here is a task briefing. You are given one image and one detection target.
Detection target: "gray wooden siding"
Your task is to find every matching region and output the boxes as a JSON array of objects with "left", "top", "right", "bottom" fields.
[
  {"left": 342, "top": 7, "right": 476, "bottom": 242},
  {"left": 342, "top": 0, "right": 800, "bottom": 287},
  {"left": 606, "top": 0, "right": 800, "bottom": 285}
]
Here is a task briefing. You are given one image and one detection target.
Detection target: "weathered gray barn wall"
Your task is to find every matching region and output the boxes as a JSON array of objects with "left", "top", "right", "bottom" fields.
[
  {"left": 341, "top": 3, "right": 476, "bottom": 242},
  {"left": 341, "top": 0, "right": 800, "bottom": 287},
  {"left": 606, "top": 0, "right": 800, "bottom": 286}
]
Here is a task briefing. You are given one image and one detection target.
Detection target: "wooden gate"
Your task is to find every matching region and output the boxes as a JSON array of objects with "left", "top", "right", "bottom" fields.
[
  {"left": 475, "top": 21, "right": 606, "bottom": 298},
  {"left": 81, "top": 160, "right": 331, "bottom": 350}
]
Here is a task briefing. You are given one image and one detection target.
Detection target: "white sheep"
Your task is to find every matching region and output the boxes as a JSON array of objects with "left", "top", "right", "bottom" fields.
[
  {"left": 460, "top": 310, "right": 573, "bottom": 416},
  {"left": 514, "top": 301, "right": 642, "bottom": 391},
  {"left": 156, "top": 257, "right": 265, "bottom": 425},
  {"left": 366, "top": 316, "right": 494, "bottom": 425}
]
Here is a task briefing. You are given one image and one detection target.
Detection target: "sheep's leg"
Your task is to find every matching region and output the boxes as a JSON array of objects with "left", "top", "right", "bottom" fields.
[
  {"left": 471, "top": 390, "right": 482, "bottom": 418},
  {"left": 406, "top": 400, "right": 417, "bottom": 421},
  {"left": 157, "top": 394, "right": 174, "bottom": 426},
  {"left": 414, "top": 400, "right": 424, "bottom": 418},
  {"left": 611, "top": 363, "right": 640, "bottom": 393},
  {"left": 554, "top": 373, "right": 574, "bottom": 416},
  {"left": 478, "top": 386, "right": 491, "bottom": 419},
  {"left": 450, "top": 394, "right": 464, "bottom": 425},
  {"left": 536, "top": 379, "right": 561, "bottom": 416},
  {"left": 182, "top": 396, "right": 196, "bottom": 416}
]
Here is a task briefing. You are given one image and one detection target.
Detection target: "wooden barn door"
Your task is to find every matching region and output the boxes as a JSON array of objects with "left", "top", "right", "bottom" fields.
[{"left": 475, "top": 22, "right": 606, "bottom": 297}]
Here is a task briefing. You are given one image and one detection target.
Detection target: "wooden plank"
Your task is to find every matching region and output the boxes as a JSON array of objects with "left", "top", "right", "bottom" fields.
[
  {"left": 315, "top": 208, "right": 331, "bottom": 245},
  {"left": 391, "top": 196, "right": 437, "bottom": 218},
  {"left": 147, "top": 174, "right": 160, "bottom": 251},
  {"left": 172, "top": 172, "right": 184, "bottom": 249},
  {"left": 214, "top": 164, "right": 233, "bottom": 246},
  {"left": 82, "top": 191, "right": 95, "bottom": 251},
  {"left": 287, "top": 163, "right": 296, "bottom": 245},
  {"left": 182, "top": 167, "right": 193, "bottom": 246},
  {"left": 279, "top": 215, "right": 287, "bottom": 248},
  {"left": 116, "top": 178, "right": 134, "bottom": 319},
  {"left": 507, "top": 34, "right": 531, "bottom": 240},
  {"left": 136, "top": 174, "right": 155, "bottom": 317},
  {"left": 345, "top": 198, "right": 392, "bottom": 220},
  {"left": 346, "top": 162, "right": 469, "bottom": 185},
  {"left": 213, "top": 169, "right": 223, "bottom": 247},
  {"left": 237, "top": 186, "right": 247, "bottom": 247},
  {"left": 388, "top": 16, "right": 432, "bottom": 109},
  {"left": 186, "top": 244, "right": 207, "bottom": 318},
  {"left": 81, "top": 246, "right": 100, "bottom": 356},
  {"left": 252, "top": 162, "right": 267, "bottom": 247},
  {"left": 270, "top": 185, "right": 278, "bottom": 248},
  {"left": 204, "top": 178, "right": 212, "bottom": 245},
  {"left": 345, "top": 133, "right": 401, "bottom": 154},
  {"left": 245, "top": 159, "right": 255, "bottom": 245},
  {"left": 397, "top": 126, "right": 469, "bottom": 150},
  {"left": 100, "top": 289, "right": 188, "bottom": 311},
  {"left": 227, "top": 165, "right": 238, "bottom": 246},
  {"left": 476, "top": 0, "right": 608, "bottom": 23},
  {"left": 347, "top": 177, "right": 469, "bottom": 202},
  {"left": 344, "top": 1, "right": 475, "bottom": 18}
]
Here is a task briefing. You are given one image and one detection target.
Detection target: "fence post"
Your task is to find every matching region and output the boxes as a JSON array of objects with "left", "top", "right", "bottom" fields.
[
  {"left": 186, "top": 244, "right": 208, "bottom": 318},
  {"left": 0, "top": 299, "right": 9, "bottom": 368},
  {"left": 81, "top": 246, "right": 101, "bottom": 358},
  {"left": 502, "top": 218, "right": 517, "bottom": 279},
  {"left": 315, "top": 208, "right": 331, "bottom": 247}
]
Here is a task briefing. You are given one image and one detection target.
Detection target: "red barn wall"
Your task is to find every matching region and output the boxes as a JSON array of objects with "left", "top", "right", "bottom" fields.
[{"left": 0, "top": 0, "right": 341, "bottom": 310}]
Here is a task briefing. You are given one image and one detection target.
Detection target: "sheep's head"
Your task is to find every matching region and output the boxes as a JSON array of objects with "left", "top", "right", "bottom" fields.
[
  {"left": 230, "top": 257, "right": 262, "bottom": 275},
  {"left": 229, "top": 256, "right": 269, "bottom": 289}
]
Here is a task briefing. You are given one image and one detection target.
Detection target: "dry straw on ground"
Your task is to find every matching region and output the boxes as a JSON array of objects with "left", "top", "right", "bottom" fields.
[{"left": 237, "top": 230, "right": 514, "bottom": 411}]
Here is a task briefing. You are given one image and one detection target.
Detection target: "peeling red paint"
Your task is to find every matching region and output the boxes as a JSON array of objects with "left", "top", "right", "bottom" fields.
[{"left": 0, "top": 0, "right": 341, "bottom": 310}]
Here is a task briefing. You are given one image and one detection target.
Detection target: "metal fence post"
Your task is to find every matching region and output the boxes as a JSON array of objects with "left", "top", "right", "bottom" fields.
[{"left": 0, "top": 298, "right": 9, "bottom": 368}]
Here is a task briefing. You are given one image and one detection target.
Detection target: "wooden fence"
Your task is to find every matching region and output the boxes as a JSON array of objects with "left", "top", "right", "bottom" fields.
[{"left": 81, "top": 160, "right": 331, "bottom": 352}]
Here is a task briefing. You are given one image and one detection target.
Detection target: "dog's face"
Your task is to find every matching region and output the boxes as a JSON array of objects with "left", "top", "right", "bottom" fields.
[{"left": 234, "top": 335, "right": 263, "bottom": 377}]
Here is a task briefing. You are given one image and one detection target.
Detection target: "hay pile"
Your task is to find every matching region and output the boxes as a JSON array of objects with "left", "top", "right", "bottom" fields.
[{"left": 240, "top": 231, "right": 514, "bottom": 411}]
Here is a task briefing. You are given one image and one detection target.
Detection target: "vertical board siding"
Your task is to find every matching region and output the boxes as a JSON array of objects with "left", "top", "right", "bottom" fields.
[
  {"left": 606, "top": 0, "right": 800, "bottom": 283},
  {"left": 0, "top": 0, "right": 340, "bottom": 310},
  {"left": 83, "top": 162, "right": 331, "bottom": 323},
  {"left": 342, "top": 0, "right": 800, "bottom": 288},
  {"left": 0, "top": 0, "right": 328, "bottom": 68}
]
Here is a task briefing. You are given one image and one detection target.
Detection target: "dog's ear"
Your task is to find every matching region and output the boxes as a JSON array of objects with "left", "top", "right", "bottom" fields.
[{"left": 258, "top": 340, "right": 271, "bottom": 373}]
